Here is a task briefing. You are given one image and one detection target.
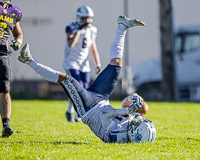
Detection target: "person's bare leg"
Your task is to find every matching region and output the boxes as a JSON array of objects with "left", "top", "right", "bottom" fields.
[
  {"left": 0, "top": 92, "right": 13, "bottom": 137},
  {"left": 0, "top": 93, "right": 11, "bottom": 119}
]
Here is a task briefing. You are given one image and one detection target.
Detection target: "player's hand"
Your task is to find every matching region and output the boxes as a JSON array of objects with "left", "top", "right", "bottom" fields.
[
  {"left": 127, "top": 101, "right": 143, "bottom": 115},
  {"left": 126, "top": 93, "right": 143, "bottom": 114},
  {"left": 95, "top": 65, "right": 101, "bottom": 74},
  {"left": 128, "top": 93, "right": 143, "bottom": 107},
  {"left": 66, "top": 22, "right": 79, "bottom": 34},
  {"left": 10, "top": 38, "right": 22, "bottom": 51}
]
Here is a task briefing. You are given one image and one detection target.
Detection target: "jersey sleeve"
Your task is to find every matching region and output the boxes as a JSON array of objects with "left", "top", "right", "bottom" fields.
[
  {"left": 90, "top": 25, "right": 97, "bottom": 39},
  {"left": 13, "top": 5, "right": 22, "bottom": 22}
]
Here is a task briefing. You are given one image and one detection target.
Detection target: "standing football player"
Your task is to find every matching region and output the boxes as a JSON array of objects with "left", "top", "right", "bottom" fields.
[
  {"left": 62, "top": 5, "right": 101, "bottom": 122},
  {"left": 18, "top": 15, "right": 156, "bottom": 143},
  {"left": 0, "top": 0, "right": 23, "bottom": 137}
]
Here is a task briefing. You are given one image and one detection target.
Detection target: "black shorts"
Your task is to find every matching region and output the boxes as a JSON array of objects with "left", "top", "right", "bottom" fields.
[{"left": 0, "top": 55, "right": 11, "bottom": 92}]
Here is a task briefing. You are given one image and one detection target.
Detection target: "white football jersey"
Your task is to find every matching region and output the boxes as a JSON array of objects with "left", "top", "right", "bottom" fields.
[
  {"left": 62, "top": 22, "right": 97, "bottom": 72},
  {"left": 81, "top": 100, "right": 129, "bottom": 143}
]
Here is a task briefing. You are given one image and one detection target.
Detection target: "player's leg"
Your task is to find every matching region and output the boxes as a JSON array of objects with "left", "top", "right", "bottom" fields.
[
  {"left": 80, "top": 72, "right": 90, "bottom": 89},
  {"left": 0, "top": 56, "right": 13, "bottom": 137},
  {"left": 65, "top": 102, "right": 75, "bottom": 122},
  {"left": 18, "top": 15, "right": 145, "bottom": 118},
  {"left": 109, "top": 15, "right": 145, "bottom": 67},
  {"left": 65, "top": 69, "right": 82, "bottom": 122},
  {"left": 18, "top": 44, "right": 96, "bottom": 118},
  {"left": 60, "top": 76, "right": 94, "bottom": 117},
  {"left": 0, "top": 93, "right": 13, "bottom": 138},
  {"left": 73, "top": 71, "right": 90, "bottom": 122},
  {"left": 87, "top": 15, "right": 145, "bottom": 100}
]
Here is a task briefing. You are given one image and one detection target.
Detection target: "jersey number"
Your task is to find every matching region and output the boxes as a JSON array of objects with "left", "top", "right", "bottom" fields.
[
  {"left": 0, "top": 22, "right": 7, "bottom": 38},
  {"left": 82, "top": 38, "right": 87, "bottom": 49}
]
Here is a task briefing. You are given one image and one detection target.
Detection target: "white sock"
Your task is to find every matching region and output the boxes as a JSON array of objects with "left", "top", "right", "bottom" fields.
[
  {"left": 27, "top": 60, "right": 60, "bottom": 83},
  {"left": 110, "top": 24, "right": 127, "bottom": 60},
  {"left": 67, "top": 102, "right": 74, "bottom": 113}
]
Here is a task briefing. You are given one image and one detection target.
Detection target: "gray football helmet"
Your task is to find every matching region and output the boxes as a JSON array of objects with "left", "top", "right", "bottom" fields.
[
  {"left": 127, "top": 115, "right": 156, "bottom": 143},
  {"left": 76, "top": 5, "right": 94, "bottom": 26}
]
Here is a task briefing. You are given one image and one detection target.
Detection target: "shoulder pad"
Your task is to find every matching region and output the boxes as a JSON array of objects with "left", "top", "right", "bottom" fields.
[
  {"left": 11, "top": 5, "right": 22, "bottom": 21},
  {"left": 90, "top": 25, "right": 97, "bottom": 34}
]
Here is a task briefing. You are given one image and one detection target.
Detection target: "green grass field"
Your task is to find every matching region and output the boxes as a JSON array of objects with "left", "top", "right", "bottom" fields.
[{"left": 0, "top": 100, "right": 199, "bottom": 160}]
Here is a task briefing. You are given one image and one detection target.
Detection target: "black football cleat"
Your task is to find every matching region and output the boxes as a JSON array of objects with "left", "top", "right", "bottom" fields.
[
  {"left": 65, "top": 112, "right": 75, "bottom": 122},
  {"left": 2, "top": 126, "right": 13, "bottom": 138}
]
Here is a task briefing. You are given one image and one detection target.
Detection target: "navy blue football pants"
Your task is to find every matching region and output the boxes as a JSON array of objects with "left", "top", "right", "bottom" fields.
[
  {"left": 61, "top": 64, "right": 121, "bottom": 115},
  {"left": 67, "top": 69, "right": 90, "bottom": 89}
]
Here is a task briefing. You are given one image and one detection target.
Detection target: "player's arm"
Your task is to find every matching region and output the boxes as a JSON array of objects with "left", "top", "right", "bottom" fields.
[
  {"left": 11, "top": 22, "right": 23, "bottom": 51},
  {"left": 100, "top": 93, "right": 145, "bottom": 131},
  {"left": 100, "top": 108, "right": 131, "bottom": 131},
  {"left": 67, "top": 22, "right": 91, "bottom": 47},
  {"left": 65, "top": 23, "right": 81, "bottom": 47},
  {"left": 90, "top": 39, "right": 101, "bottom": 74},
  {"left": 67, "top": 30, "right": 80, "bottom": 47}
]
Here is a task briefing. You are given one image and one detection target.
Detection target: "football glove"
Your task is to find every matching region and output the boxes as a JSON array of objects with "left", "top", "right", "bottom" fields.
[
  {"left": 127, "top": 102, "right": 142, "bottom": 115},
  {"left": 79, "top": 23, "right": 90, "bottom": 30},
  {"left": 127, "top": 93, "right": 143, "bottom": 114},
  {"left": 66, "top": 22, "right": 79, "bottom": 33},
  {"left": 95, "top": 65, "right": 101, "bottom": 74},
  {"left": 10, "top": 38, "right": 22, "bottom": 51},
  {"left": 127, "top": 93, "right": 143, "bottom": 106}
]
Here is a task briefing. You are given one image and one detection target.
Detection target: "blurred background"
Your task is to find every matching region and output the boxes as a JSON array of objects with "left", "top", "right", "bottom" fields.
[{"left": 9, "top": 0, "right": 200, "bottom": 101}]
